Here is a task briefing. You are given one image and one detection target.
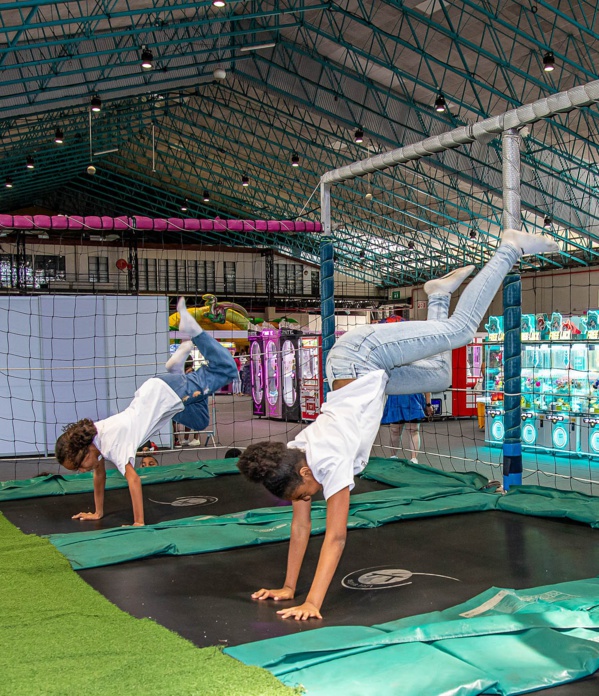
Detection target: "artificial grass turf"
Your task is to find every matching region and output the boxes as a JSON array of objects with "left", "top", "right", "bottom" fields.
[{"left": 0, "top": 514, "right": 299, "bottom": 696}]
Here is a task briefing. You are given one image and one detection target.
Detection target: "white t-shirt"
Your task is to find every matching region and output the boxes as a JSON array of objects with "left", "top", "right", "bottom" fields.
[
  {"left": 287, "top": 370, "right": 388, "bottom": 500},
  {"left": 95, "top": 378, "right": 184, "bottom": 475}
]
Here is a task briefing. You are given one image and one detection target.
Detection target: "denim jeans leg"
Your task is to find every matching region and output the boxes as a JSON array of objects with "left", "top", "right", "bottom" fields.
[
  {"left": 185, "top": 332, "right": 239, "bottom": 395},
  {"left": 385, "top": 292, "right": 452, "bottom": 394},
  {"left": 368, "top": 243, "right": 519, "bottom": 374}
]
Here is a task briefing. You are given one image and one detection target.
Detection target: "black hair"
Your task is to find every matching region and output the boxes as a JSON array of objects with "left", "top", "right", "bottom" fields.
[
  {"left": 224, "top": 447, "right": 242, "bottom": 459},
  {"left": 55, "top": 418, "right": 97, "bottom": 470},
  {"left": 237, "top": 441, "right": 305, "bottom": 499}
]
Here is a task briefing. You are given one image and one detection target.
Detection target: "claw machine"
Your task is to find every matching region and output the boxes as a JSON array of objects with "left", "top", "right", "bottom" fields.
[
  {"left": 249, "top": 333, "right": 266, "bottom": 417},
  {"left": 261, "top": 329, "right": 283, "bottom": 419},
  {"left": 299, "top": 333, "right": 323, "bottom": 421},
  {"left": 281, "top": 330, "right": 302, "bottom": 422}
]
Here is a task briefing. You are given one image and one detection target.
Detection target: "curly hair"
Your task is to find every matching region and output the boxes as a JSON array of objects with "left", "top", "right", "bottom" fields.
[
  {"left": 237, "top": 441, "right": 305, "bottom": 499},
  {"left": 55, "top": 418, "right": 98, "bottom": 470}
]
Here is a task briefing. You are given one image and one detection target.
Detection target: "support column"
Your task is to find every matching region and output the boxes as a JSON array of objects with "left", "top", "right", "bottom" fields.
[
  {"left": 264, "top": 250, "right": 274, "bottom": 307},
  {"left": 127, "top": 219, "right": 139, "bottom": 294},
  {"left": 320, "top": 183, "right": 335, "bottom": 399},
  {"left": 15, "top": 231, "right": 28, "bottom": 293},
  {"left": 502, "top": 128, "right": 523, "bottom": 490}
]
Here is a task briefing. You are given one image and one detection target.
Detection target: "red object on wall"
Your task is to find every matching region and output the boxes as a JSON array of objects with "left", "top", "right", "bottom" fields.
[{"left": 451, "top": 341, "right": 484, "bottom": 417}]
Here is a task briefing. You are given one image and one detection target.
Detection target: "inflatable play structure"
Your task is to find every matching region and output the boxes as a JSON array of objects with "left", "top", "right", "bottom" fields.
[
  {"left": 169, "top": 296, "right": 300, "bottom": 333},
  {"left": 169, "top": 294, "right": 251, "bottom": 332}
]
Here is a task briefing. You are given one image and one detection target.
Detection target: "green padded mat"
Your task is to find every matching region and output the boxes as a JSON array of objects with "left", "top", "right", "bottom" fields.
[
  {"left": 226, "top": 578, "right": 599, "bottom": 695},
  {"left": 3, "top": 457, "right": 597, "bottom": 569},
  {"left": 48, "top": 483, "right": 498, "bottom": 569},
  {"left": 497, "top": 485, "right": 599, "bottom": 527},
  {"left": 0, "top": 458, "right": 240, "bottom": 501}
]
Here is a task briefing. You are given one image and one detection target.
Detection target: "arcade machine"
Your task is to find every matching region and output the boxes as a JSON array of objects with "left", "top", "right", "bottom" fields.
[
  {"left": 521, "top": 313, "right": 552, "bottom": 451},
  {"left": 576, "top": 310, "right": 599, "bottom": 457},
  {"left": 451, "top": 337, "right": 484, "bottom": 417},
  {"left": 262, "top": 329, "right": 283, "bottom": 419},
  {"left": 248, "top": 333, "right": 266, "bottom": 417},
  {"left": 299, "top": 333, "right": 323, "bottom": 421},
  {"left": 484, "top": 316, "right": 505, "bottom": 446},
  {"left": 281, "top": 330, "right": 302, "bottom": 422},
  {"left": 489, "top": 310, "right": 592, "bottom": 455}
]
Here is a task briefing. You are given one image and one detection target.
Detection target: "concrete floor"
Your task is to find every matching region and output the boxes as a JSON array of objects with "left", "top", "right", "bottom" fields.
[{"left": 2, "top": 393, "right": 599, "bottom": 496}]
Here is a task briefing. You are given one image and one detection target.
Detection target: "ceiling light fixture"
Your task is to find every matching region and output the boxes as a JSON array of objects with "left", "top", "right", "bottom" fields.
[
  {"left": 407, "top": 241, "right": 415, "bottom": 249},
  {"left": 543, "top": 51, "right": 555, "bottom": 72},
  {"left": 181, "top": 199, "right": 188, "bottom": 212},
  {"left": 203, "top": 190, "right": 210, "bottom": 202},
  {"left": 5, "top": 177, "right": 13, "bottom": 188},
  {"left": 354, "top": 128, "right": 364, "bottom": 143},
  {"left": 141, "top": 47, "right": 154, "bottom": 70},
  {"left": 213, "top": 0, "right": 226, "bottom": 7},
  {"left": 90, "top": 95, "right": 102, "bottom": 112},
  {"left": 469, "top": 230, "right": 477, "bottom": 239},
  {"left": 242, "top": 175, "right": 249, "bottom": 187},
  {"left": 239, "top": 42, "right": 276, "bottom": 53},
  {"left": 544, "top": 215, "right": 552, "bottom": 228},
  {"left": 434, "top": 94, "right": 447, "bottom": 113},
  {"left": 54, "top": 128, "right": 64, "bottom": 144},
  {"left": 291, "top": 152, "right": 300, "bottom": 167},
  {"left": 26, "top": 155, "right": 35, "bottom": 169}
]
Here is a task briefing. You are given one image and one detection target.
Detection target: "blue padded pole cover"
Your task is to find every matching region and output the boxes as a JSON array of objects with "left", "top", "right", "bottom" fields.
[{"left": 501, "top": 128, "right": 522, "bottom": 490}]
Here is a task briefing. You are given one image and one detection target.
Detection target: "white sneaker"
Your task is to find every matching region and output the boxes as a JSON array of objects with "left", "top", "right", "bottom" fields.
[
  {"left": 423, "top": 265, "right": 475, "bottom": 296},
  {"left": 188, "top": 438, "right": 202, "bottom": 447},
  {"left": 177, "top": 297, "right": 202, "bottom": 338},
  {"left": 410, "top": 457, "right": 419, "bottom": 464},
  {"left": 502, "top": 228, "right": 560, "bottom": 256},
  {"left": 174, "top": 442, "right": 183, "bottom": 448}
]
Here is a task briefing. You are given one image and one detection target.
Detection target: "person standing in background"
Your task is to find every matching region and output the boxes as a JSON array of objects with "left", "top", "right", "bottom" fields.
[
  {"left": 381, "top": 393, "right": 433, "bottom": 463},
  {"left": 232, "top": 353, "right": 242, "bottom": 394}
]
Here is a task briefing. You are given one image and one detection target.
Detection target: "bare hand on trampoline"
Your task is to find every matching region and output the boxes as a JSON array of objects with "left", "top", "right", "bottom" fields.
[
  {"left": 277, "top": 601, "right": 322, "bottom": 620},
  {"left": 251, "top": 585, "right": 295, "bottom": 601},
  {"left": 72, "top": 511, "right": 102, "bottom": 520}
]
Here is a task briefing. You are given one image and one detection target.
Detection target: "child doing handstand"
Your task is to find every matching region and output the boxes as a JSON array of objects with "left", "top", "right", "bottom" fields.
[
  {"left": 237, "top": 229, "right": 559, "bottom": 619},
  {"left": 55, "top": 298, "right": 238, "bottom": 526}
]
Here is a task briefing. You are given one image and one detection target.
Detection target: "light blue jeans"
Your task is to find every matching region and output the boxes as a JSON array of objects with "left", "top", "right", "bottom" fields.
[{"left": 326, "top": 243, "right": 519, "bottom": 395}]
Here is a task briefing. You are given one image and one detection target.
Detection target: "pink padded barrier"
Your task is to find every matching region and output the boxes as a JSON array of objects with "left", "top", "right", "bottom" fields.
[{"left": 0, "top": 214, "right": 321, "bottom": 234}]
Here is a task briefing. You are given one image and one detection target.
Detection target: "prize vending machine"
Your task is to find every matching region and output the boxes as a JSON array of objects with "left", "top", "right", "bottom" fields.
[
  {"left": 483, "top": 320, "right": 505, "bottom": 446},
  {"left": 582, "top": 415, "right": 599, "bottom": 458},
  {"left": 299, "top": 333, "right": 323, "bottom": 421},
  {"left": 281, "top": 330, "right": 302, "bottom": 422},
  {"left": 582, "top": 326, "right": 599, "bottom": 456},
  {"left": 262, "top": 329, "right": 283, "bottom": 419},
  {"left": 546, "top": 316, "right": 579, "bottom": 453},
  {"left": 451, "top": 336, "right": 484, "bottom": 417},
  {"left": 521, "top": 315, "right": 552, "bottom": 451},
  {"left": 249, "top": 334, "right": 266, "bottom": 417}
]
